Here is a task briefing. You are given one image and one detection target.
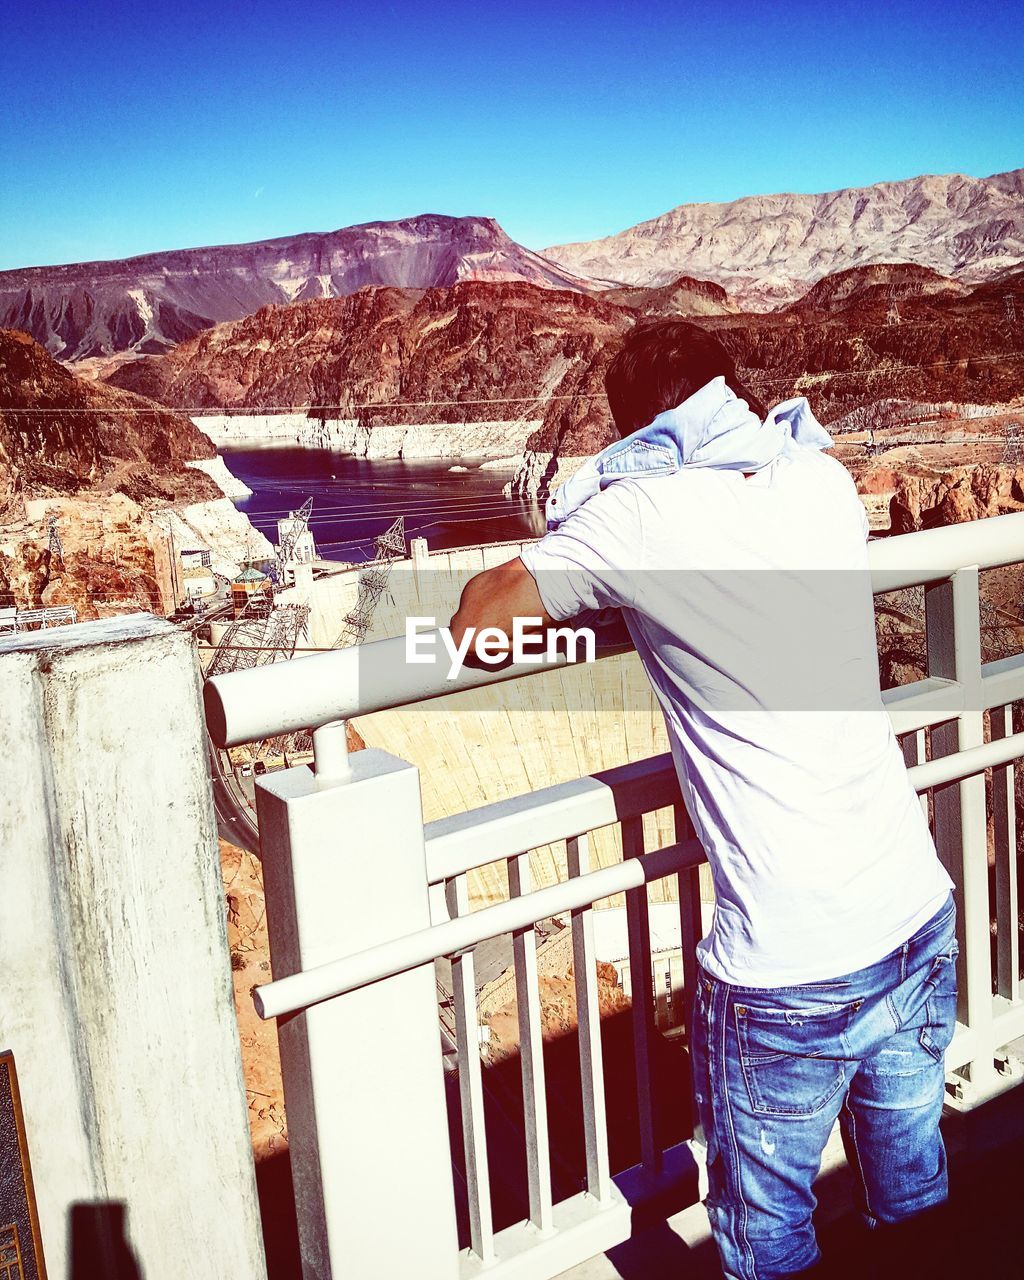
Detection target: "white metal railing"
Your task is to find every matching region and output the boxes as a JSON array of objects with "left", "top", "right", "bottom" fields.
[
  {"left": 0, "top": 604, "right": 77, "bottom": 633},
  {"left": 205, "top": 512, "right": 1024, "bottom": 1280}
]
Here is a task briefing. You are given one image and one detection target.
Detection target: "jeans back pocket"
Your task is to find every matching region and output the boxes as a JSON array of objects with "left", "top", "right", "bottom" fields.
[
  {"left": 735, "top": 998, "right": 860, "bottom": 1118},
  {"left": 919, "top": 945, "right": 958, "bottom": 1062}
]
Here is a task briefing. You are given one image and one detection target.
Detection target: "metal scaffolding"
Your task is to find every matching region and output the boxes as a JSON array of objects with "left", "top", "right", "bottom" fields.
[{"left": 47, "top": 515, "right": 64, "bottom": 566}]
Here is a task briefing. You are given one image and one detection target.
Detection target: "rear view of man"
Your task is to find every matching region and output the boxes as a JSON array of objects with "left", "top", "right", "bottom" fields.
[{"left": 450, "top": 320, "right": 956, "bottom": 1278}]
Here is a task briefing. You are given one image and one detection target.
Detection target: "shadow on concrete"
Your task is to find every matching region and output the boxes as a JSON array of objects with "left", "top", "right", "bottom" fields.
[
  {"left": 68, "top": 1202, "right": 142, "bottom": 1280},
  {"left": 597, "top": 1081, "right": 1024, "bottom": 1280},
  {"left": 254, "top": 1150, "right": 302, "bottom": 1280}
]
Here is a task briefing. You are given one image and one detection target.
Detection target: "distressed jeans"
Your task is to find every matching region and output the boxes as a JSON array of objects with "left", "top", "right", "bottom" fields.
[{"left": 691, "top": 894, "right": 957, "bottom": 1279}]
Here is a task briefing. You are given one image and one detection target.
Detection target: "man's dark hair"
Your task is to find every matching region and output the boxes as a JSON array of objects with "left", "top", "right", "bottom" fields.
[{"left": 604, "top": 319, "right": 767, "bottom": 437}]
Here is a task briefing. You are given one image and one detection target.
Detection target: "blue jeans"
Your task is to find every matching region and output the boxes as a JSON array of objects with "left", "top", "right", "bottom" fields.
[{"left": 691, "top": 895, "right": 958, "bottom": 1279}]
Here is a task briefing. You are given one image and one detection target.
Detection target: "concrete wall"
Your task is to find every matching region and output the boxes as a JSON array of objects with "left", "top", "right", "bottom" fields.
[{"left": 0, "top": 615, "right": 266, "bottom": 1279}]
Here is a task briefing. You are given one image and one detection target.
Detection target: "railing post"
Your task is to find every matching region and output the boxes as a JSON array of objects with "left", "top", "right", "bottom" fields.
[
  {"left": 925, "top": 566, "right": 997, "bottom": 1094},
  {"left": 255, "top": 748, "right": 459, "bottom": 1280}
]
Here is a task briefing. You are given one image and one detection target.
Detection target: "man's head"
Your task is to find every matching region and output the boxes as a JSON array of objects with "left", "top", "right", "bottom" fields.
[{"left": 604, "top": 319, "right": 767, "bottom": 438}]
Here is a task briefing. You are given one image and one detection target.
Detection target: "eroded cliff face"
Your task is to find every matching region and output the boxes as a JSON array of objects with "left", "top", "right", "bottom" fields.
[
  {"left": 0, "top": 328, "right": 257, "bottom": 617},
  {"left": 107, "top": 281, "right": 634, "bottom": 468},
  {"left": 885, "top": 464, "right": 1024, "bottom": 534},
  {"left": 0, "top": 328, "right": 217, "bottom": 514}
]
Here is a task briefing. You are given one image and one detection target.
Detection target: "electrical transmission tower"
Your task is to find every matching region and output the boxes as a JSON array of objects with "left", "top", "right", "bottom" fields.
[
  {"left": 276, "top": 497, "right": 314, "bottom": 582},
  {"left": 332, "top": 516, "right": 407, "bottom": 649},
  {"left": 1005, "top": 294, "right": 1018, "bottom": 327},
  {"left": 886, "top": 303, "right": 901, "bottom": 327},
  {"left": 207, "top": 599, "right": 310, "bottom": 677},
  {"left": 47, "top": 515, "right": 64, "bottom": 565}
]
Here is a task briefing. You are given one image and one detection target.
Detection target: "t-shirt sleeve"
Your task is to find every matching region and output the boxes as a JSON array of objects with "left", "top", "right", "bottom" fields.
[{"left": 519, "top": 482, "right": 644, "bottom": 621}]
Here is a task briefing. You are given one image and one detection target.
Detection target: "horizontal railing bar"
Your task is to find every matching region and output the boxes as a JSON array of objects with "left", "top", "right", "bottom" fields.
[
  {"left": 869, "top": 511, "right": 1024, "bottom": 593},
  {"left": 254, "top": 838, "right": 705, "bottom": 1019},
  {"left": 425, "top": 753, "right": 677, "bottom": 884},
  {"left": 981, "top": 652, "right": 1024, "bottom": 712},
  {"left": 205, "top": 513, "right": 1024, "bottom": 746},
  {"left": 906, "top": 731, "right": 1024, "bottom": 792},
  {"left": 882, "top": 676, "right": 963, "bottom": 734},
  {"left": 257, "top": 727, "right": 1024, "bottom": 1020},
  {"left": 425, "top": 667, "right": 1021, "bottom": 887},
  {"left": 204, "top": 628, "right": 628, "bottom": 747}
]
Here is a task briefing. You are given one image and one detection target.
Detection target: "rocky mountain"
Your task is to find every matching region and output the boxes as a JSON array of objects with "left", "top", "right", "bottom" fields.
[
  {"left": 545, "top": 169, "right": 1024, "bottom": 309},
  {"left": 0, "top": 328, "right": 217, "bottom": 514},
  {"left": 107, "top": 262, "right": 1024, "bottom": 473},
  {"left": 784, "top": 263, "right": 968, "bottom": 317},
  {"left": 706, "top": 265, "right": 1024, "bottom": 424},
  {"left": 106, "top": 281, "right": 634, "bottom": 459},
  {"left": 0, "top": 215, "right": 596, "bottom": 362},
  {"left": 600, "top": 274, "right": 736, "bottom": 317}
]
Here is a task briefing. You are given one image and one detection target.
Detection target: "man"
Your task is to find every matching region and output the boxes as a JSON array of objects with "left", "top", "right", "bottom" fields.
[{"left": 449, "top": 320, "right": 956, "bottom": 1278}]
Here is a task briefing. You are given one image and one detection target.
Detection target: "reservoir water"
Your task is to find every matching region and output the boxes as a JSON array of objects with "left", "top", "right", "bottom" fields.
[{"left": 222, "top": 444, "right": 546, "bottom": 562}]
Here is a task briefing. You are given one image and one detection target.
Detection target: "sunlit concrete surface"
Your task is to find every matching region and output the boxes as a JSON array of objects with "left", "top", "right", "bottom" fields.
[{"left": 0, "top": 615, "right": 266, "bottom": 1279}]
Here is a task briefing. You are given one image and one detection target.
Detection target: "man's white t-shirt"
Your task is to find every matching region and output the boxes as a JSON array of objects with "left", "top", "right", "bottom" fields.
[{"left": 520, "top": 442, "right": 952, "bottom": 987}]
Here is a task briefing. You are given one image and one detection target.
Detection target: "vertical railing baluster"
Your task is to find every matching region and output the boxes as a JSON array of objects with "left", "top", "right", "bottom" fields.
[
  {"left": 568, "top": 834, "right": 612, "bottom": 1203},
  {"left": 901, "top": 728, "right": 930, "bottom": 818},
  {"left": 991, "top": 703, "right": 1020, "bottom": 1004},
  {"left": 445, "top": 873, "right": 495, "bottom": 1264},
  {"left": 508, "top": 852, "right": 554, "bottom": 1233},
  {"left": 925, "top": 567, "right": 997, "bottom": 1094},
  {"left": 623, "top": 815, "right": 659, "bottom": 1173},
  {"left": 675, "top": 804, "right": 704, "bottom": 1139}
]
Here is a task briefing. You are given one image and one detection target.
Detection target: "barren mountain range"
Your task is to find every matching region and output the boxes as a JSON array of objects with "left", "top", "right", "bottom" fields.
[
  {"left": 0, "top": 215, "right": 594, "bottom": 362},
  {"left": 545, "top": 169, "right": 1024, "bottom": 309},
  {"left": 1, "top": 168, "right": 1022, "bottom": 366}
]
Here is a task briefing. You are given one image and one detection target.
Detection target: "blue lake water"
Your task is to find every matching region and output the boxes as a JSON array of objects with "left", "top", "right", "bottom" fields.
[{"left": 222, "top": 444, "right": 546, "bottom": 562}]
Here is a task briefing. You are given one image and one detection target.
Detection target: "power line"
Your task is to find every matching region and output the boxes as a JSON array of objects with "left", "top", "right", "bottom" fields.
[{"left": 3, "top": 349, "right": 1024, "bottom": 414}]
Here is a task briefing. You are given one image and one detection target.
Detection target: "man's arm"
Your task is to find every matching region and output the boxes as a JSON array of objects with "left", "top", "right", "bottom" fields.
[{"left": 449, "top": 557, "right": 552, "bottom": 660}]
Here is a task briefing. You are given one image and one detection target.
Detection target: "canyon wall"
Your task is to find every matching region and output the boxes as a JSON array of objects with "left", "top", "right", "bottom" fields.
[{"left": 0, "top": 328, "right": 267, "bottom": 616}]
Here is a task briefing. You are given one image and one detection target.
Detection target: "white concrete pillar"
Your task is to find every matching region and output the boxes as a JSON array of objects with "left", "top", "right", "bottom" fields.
[
  {"left": 294, "top": 560, "right": 315, "bottom": 601},
  {"left": 255, "top": 749, "right": 459, "bottom": 1280},
  {"left": 0, "top": 615, "right": 266, "bottom": 1279}
]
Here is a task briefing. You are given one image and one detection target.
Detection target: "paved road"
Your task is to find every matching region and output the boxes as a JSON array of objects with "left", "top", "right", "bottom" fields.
[{"left": 208, "top": 739, "right": 260, "bottom": 854}]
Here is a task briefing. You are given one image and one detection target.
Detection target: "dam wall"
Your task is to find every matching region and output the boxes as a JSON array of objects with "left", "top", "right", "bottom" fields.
[
  {"left": 298, "top": 539, "right": 709, "bottom": 910},
  {"left": 191, "top": 412, "right": 543, "bottom": 460}
]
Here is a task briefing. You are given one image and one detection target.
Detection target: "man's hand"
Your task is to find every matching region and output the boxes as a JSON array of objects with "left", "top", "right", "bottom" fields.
[{"left": 449, "top": 557, "right": 552, "bottom": 663}]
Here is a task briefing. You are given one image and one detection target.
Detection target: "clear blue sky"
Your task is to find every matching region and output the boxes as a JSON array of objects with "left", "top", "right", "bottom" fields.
[{"left": 0, "top": 0, "right": 1020, "bottom": 271}]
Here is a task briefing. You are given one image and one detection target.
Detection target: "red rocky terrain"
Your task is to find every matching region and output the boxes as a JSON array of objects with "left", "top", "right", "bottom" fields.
[
  {"left": 104, "top": 263, "right": 1024, "bottom": 476},
  {"left": 106, "top": 280, "right": 636, "bottom": 458},
  {"left": 0, "top": 329, "right": 219, "bottom": 614}
]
